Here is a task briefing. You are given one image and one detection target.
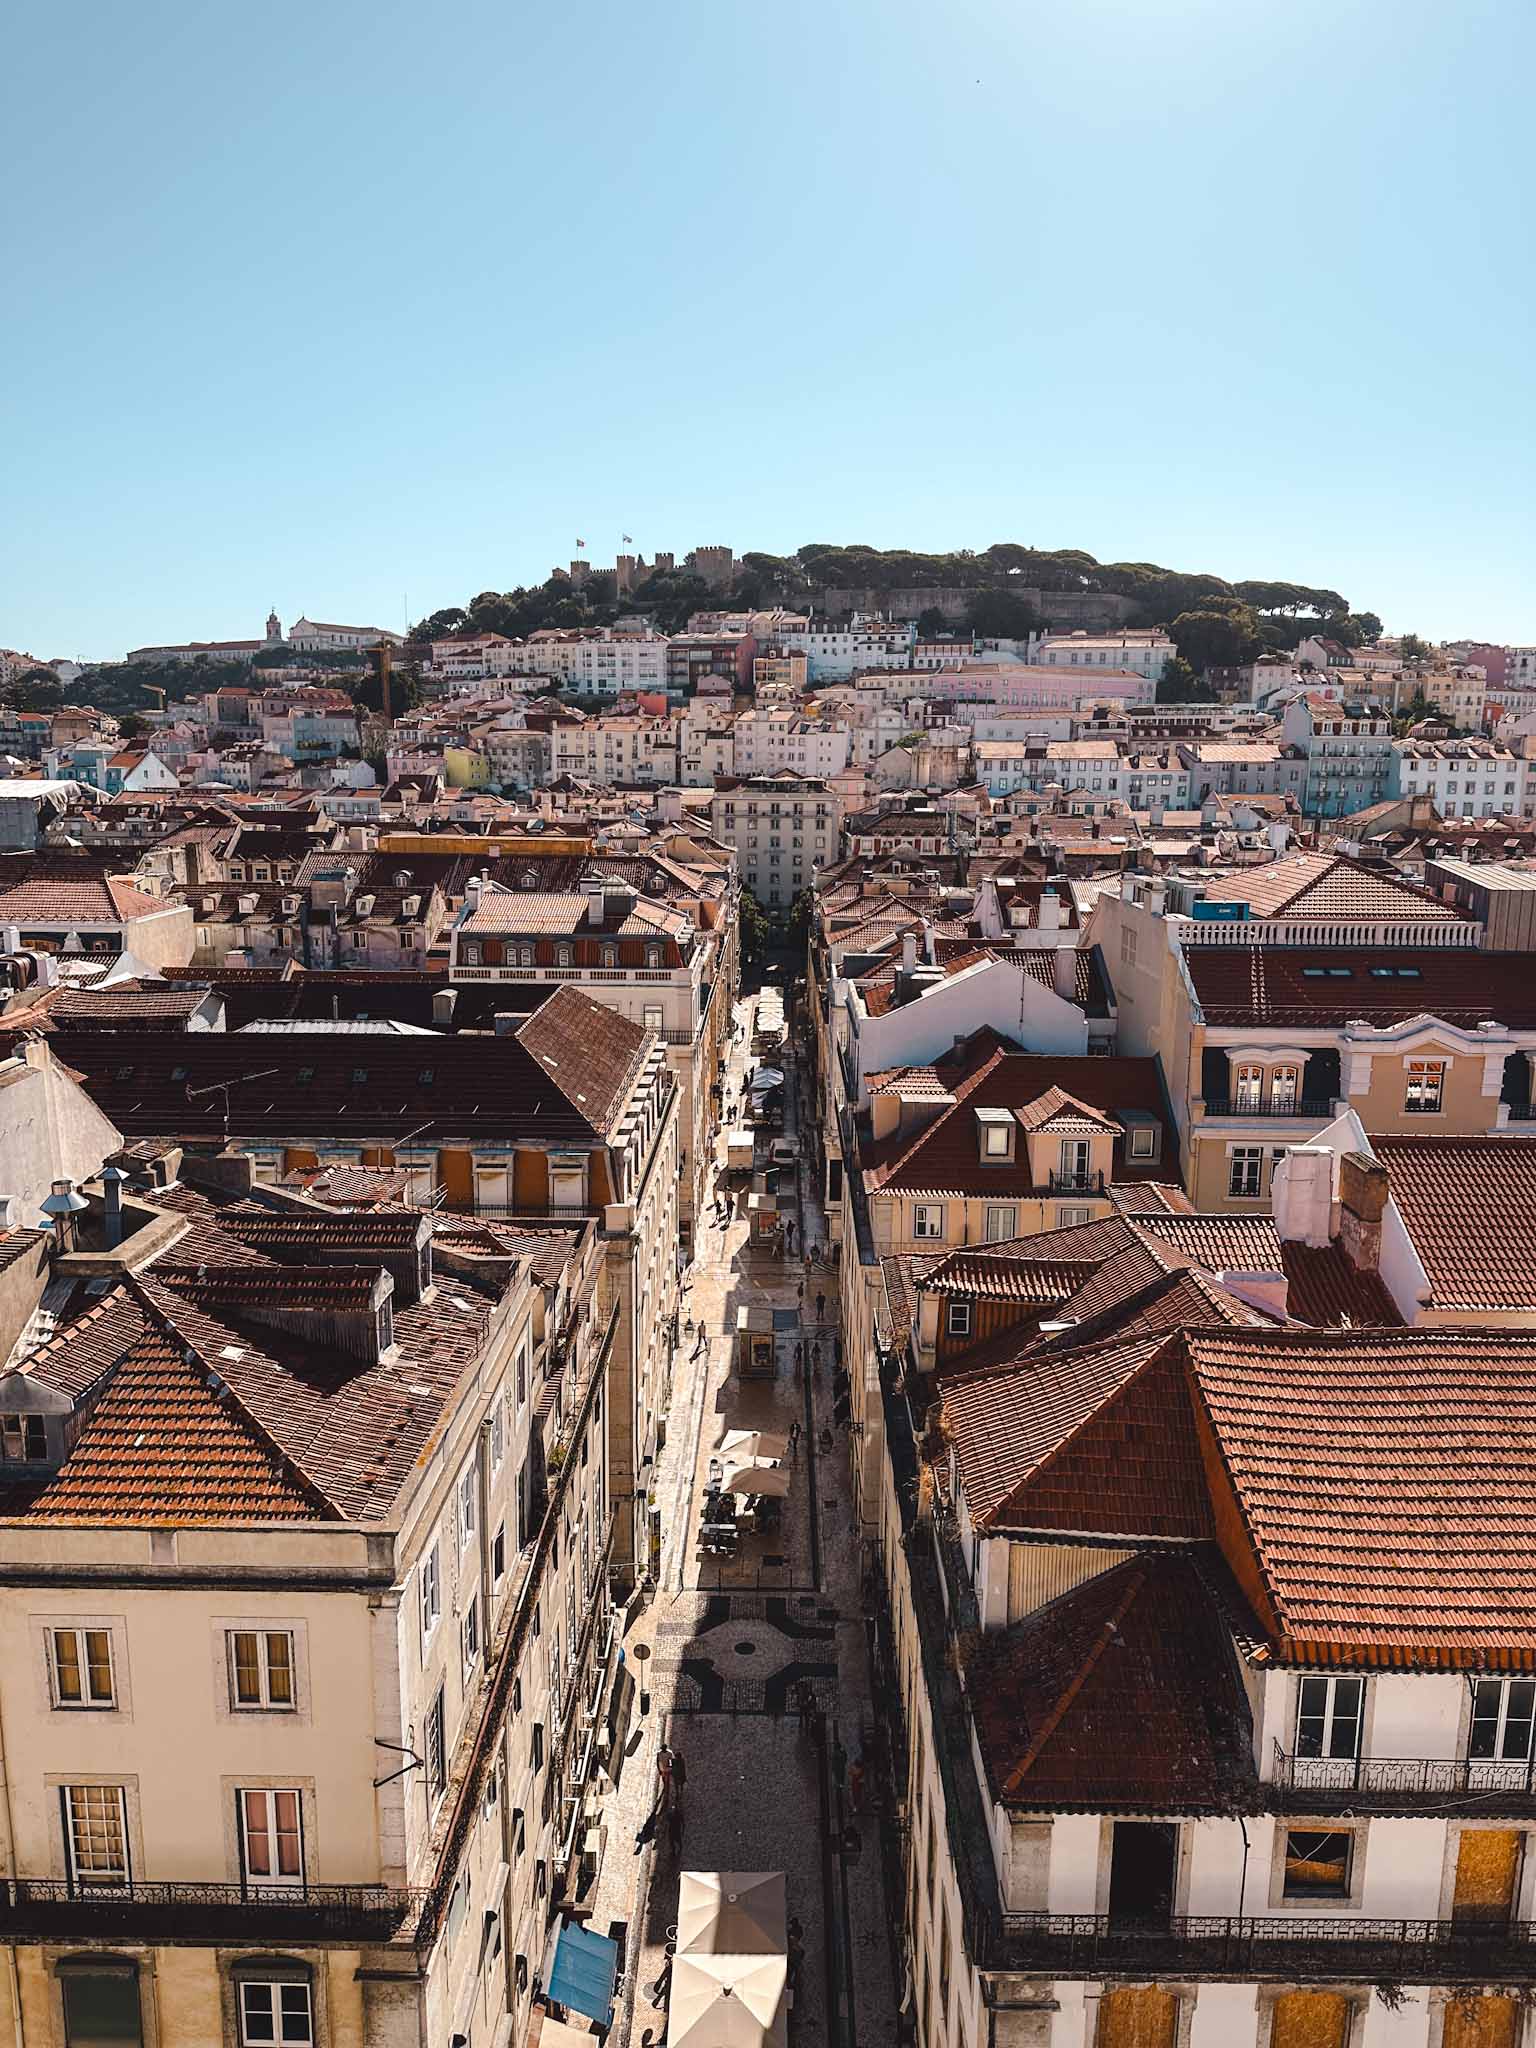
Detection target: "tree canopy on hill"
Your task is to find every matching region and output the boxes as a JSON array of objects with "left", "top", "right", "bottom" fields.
[{"left": 409, "top": 541, "right": 1367, "bottom": 649}]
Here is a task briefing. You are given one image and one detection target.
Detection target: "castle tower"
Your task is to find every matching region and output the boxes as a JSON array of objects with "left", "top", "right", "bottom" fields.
[{"left": 266, "top": 610, "right": 283, "bottom": 643}]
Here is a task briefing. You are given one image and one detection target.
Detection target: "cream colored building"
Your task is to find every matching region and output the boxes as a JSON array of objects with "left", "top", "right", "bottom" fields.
[
  {"left": 708, "top": 775, "right": 842, "bottom": 911},
  {"left": 0, "top": 1181, "right": 622, "bottom": 2048}
]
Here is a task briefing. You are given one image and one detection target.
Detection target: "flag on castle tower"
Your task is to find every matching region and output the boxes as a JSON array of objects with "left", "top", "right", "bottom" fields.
[
  {"left": 576, "top": 537, "right": 586, "bottom": 549},
  {"left": 622, "top": 533, "right": 633, "bottom": 544}
]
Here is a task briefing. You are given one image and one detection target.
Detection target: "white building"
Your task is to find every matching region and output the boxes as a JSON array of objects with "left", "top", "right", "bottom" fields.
[
  {"left": 1392, "top": 738, "right": 1531, "bottom": 818},
  {"left": 505, "top": 629, "right": 670, "bottom": 696},
  {"left": 1033, "top": 628, "right": 1175, "bottom": 680},
  {"left": 776, "top": 619, "right": 917, "bottom": 680},
  {"left": 709, "top": 775, "right": 842, "bottom": 910},
  {"left": 286, "top": 617, "right": 403, "bottom": 653},
  {"left": 732, "top": 709, "right": 852, "bottom": 779}
]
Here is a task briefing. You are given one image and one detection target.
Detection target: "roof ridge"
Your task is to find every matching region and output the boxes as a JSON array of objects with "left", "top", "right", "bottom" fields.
[
  {"left": 1002, "top": 1564, "right": 1148, "bottom": 1797},
  {"left": 130, "top": 1275, "right": 339, "bottom": 1518}
]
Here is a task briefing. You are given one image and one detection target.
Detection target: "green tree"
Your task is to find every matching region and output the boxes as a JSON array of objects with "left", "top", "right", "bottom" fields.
[
  {"left": 1169, "top": 603, "right": 1263, "bottom": 673},
  {"left": 915, "top": 607, "right": 947, "bottom": 639},
  {"left": 967, "top": 588, "right": 1038, "bottom": 639},
  {"left": 739, "top": 889, "right": 772, "bottom": 985},
  {"left": 1156, "top": 657, "right": 1215, "bottom": 704},
  {"left": 353, "top": 656, "right": 422, "bottom": 717},
  {"left": 1399, "top": 632, "right": 1430, "bottom": 661},
  {"left": 116, "top": 713, "right": 148, "bottom": 740}
]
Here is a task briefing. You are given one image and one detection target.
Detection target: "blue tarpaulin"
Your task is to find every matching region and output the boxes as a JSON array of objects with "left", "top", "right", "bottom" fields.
[{"left": 547, "top": 1919, "right": 619, "bottom": 2025}]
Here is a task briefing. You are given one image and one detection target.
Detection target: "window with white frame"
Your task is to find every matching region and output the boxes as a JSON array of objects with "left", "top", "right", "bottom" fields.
[
  {"left": 946, "top": 1300, "right": 972, "bottom": 1338},
  {"left": 1128, "top": 1123, "right": 1158, "bottom": 1160},
  {"left": 1404, "top": 1058, "right": 1446, "bottom": 1114},
  {"left": 228, "top": 1630, "right": 295, "bottom": 1711},
  {"left": 1295, "top": 1675, "right": 1363, "bottom": 1760},
  {"left": 1228, "top": 1147, "right": 1264, "bottom": 1199},
  {"left": 982, "top": 1205, "right": 1016, "bottom": 1243},
  {"left": 462, "top": 1595, "right": 480, "bottom": 1678},
  {"left": 912, "top": 1205, "right": 945, "bottom": 1240},
  {"left": 50, "top": 1627, "right": 115, "bottom": 1709},
  {"left": 1233, "top": 1063, "right": 1265, "bottom": 1111},
  {"left": 425, "top": 1687, "right": 447, "bottom": 1802},
  {"left": 1282, "top": 1826, "right": 1354, "bottom": 1900},
  {"left": 236, "top": 1971, "right": 314, "bottom": 2047},
  {"left": 419, "top": 1543, "right": 441, "bottom": 1646},
  {"left": 489, "top": 1397, "right": 505, "bottom": 1471},
  {"left": 62, "top": 1784, "right": 130, "bottom": 1887},
  {"left": 457, "top": 1464, "right": 477, "bottom": 1552},
  {"left": 237, "top": 1788, "right": 304, "bottom": 1887},
  {"left": 1470, "top": 1678, "right": 1536, "bottom": 1761},
  {"left": 1, "top": 1411, "right": 46, "bottom": 1461}
]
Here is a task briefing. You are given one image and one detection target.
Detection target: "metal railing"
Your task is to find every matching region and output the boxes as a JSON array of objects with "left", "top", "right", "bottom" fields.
[
  {"left": 986, "top": 1911, "right": 1536, "bottom": 1980},
  {"left": 1, "top": 1879, "right": 423, "bottom": 1948},
  {"left": 1046, "top": 1168, "right": 1106, "bottom": 1194},
  {"left": 1270, "top": 1744, "right": 1536, "bottom": 1807},
  {"left": 1201, "top": 1098, "right": 1336, "bottom": 1120}
]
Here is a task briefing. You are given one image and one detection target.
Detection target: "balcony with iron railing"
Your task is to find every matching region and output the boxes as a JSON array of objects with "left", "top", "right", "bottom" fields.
[
  {"left": 0, "top": 1879, "right": 425, "bottom": 1949},
  {"left": 1268, "top": 1742, "right": 1536, "bottom": 1815},
  {"left": 986, "top": 1911, "right": 1536, "bottom": 1982},
  {"left": 1045, "top": 1168, "right": 1107, "bottom": 1194},
  {"left": 1199, "top": 1098, "right": 1338, "bottom": 1121}
]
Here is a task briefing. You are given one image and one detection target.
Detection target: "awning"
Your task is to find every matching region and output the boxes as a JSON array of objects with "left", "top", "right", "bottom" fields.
[{"left": 545, "top": 1919, "right": 618, "bottom": 2026}]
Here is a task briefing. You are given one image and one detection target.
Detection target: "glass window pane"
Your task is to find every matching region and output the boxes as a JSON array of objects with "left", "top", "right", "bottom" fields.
[
  {"left": 233, "top": 1633, "right": 261, "bottom": 1704},
  {"left": 239, "top": 1984, "right": 277, "bottom": 2044},
  {"left": 62, "top": 1964, "right": 142, "bottom": 2046},
  {"left": 85, "top": 1632, "right": 113, "bottom": 1703},
  {"left": 266, "top": 1634, "right": 293, "bottom": 1705},
  {"left": 54, "top": 1631, "right": 83, "bottom": 1702}
]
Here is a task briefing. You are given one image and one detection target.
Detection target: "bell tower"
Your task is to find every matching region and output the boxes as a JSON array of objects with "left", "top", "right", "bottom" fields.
[{"left": 266, "top": 610, "right": 283, "bottom": 644}]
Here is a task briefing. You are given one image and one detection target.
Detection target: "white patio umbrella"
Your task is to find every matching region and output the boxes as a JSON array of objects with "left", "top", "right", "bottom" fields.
[
  {"left": 718, "top": 1463, "right": 791, "bottom": 1498},
  {"left": 748, "top": 1067, "right": 785, "bottom": 1091},
  {"left": 718, "top": 1429, "right": 789, "bottom": 1464},
  {"left": 676, "top": 1870, "right": 787, "bottom": 1956},
  {"left": 669, "top": 1954, "right": 788, "bottom": 2048}
]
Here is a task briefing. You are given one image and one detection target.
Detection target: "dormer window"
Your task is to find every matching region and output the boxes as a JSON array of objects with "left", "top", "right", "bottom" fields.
[
  {"left": 556, "top": 945, "right": 574, "bottom": 967},
  {"left": 1, "top": 1413, "right": 47, "bottom": 1461},
  {"left": 975, "top": 1107, "right": 1015, "bottom": 1162}
]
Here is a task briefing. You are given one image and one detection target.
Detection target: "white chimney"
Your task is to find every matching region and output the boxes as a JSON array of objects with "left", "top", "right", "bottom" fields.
[
  {"left": 1038, "top": 887, "right": 1062, "bottom": 932},
  {"left": 1271, "top": 1145, "right": 1334, "bottom": 1249},
  {"left": 1053, "top": 945, "right": 1079, "bottom": 1003},
  {"left": 901, "top": 930, "right": 918, "bottom": 972}
]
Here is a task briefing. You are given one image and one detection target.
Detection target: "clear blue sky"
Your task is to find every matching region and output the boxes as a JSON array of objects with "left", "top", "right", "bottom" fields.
[{"left": 7, "top": 0, "right": 1534, "bottom": 660}]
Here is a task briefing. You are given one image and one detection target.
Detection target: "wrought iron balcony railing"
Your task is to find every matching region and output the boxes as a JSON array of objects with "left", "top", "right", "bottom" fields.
[
  {"left": 0, "top": 1878, "right": 424, "bottom": 1948},
  {"left": 1200, "top": 1098, "right": 1336, "bottom": 1120},
  {"left": 1270, "top": 1745, "right": 1536, "bottom": 1810},
  {"left": 988, "top": 1911, "right": 1536, "bottom": 1982},
  {"left": 1046, "top": 1168, "right": 1106, "bottom": 1194}
]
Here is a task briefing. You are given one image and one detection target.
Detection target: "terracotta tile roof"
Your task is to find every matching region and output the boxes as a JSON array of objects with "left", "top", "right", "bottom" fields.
[
  {"left": 1187, "top": 946, "right": 1536, "bottom": 1028},
  {"left": 1015, "top": 1087, "right": 1121, "bottom": 1135},
  {"left": 0, "top": 862, "right": 167, "bottom": 924},
  {"left": 281, "top": 1164, "right": 413, "bottom": 1207},
  {"left": 144, "top": 1184, "right": 283, "bottom": 1269},
  {"left": 1197, "top": 851, "right": 1466, "bottom": 922},
  {"left": 1370, "top": 1136, "right": 1536, "bottom": 1311},
  {"left": 862, "top": 1042, "right": 1173, "bottom": 1195},
  {"left": 515, "top": 985, "right": 651, "bottom": 1134},
  {"left": 7, "top": 1284, "right": 152, "bottom": 1397},
  {"left": 1183, "top": 1326, "right": 1536, "bottom": 1658},
  {"left": 1277, "top": 1242, "right": 1402, "bottom": 1328},
  {"left": 968, "top": 1555, "right": 1254, "bottom": 1810},
  {"left": 49, "top": 987, "right": 212, "bottom": 1027},
  {"left": 51, "top": 1028, "right": 604, "bottom": 1147},
  {"left": 15, "top": 1321, "right": 326, "bottom": 1523},
  {"left": 942, "top": 1333, "right": 1177, "bottom": 1529},
  {"left": 460, "top": 885, "right": 688, "bottom": 939},
  {"left": 1107, "top": 1181, "right": 1194, "bottom": 1215},
  {"left": 918, "top": 1248, "right": 1100, "bottom": 1305}
]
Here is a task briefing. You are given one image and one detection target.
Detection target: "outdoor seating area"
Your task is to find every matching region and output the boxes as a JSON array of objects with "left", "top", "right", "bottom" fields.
[
  {"left": 668, "top": 1870, "right": 790, "bottom": 2048},
  {"left": 698, "top": 1428, "right": 792, "bottom": 1560}
]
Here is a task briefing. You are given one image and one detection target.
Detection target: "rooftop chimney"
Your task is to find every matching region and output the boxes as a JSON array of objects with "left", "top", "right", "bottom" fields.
[
  {"left": 1052, "top": 944, "right": 1080, "bottom": 1004},
  {"left": 1038, "top": 886, "right": 1063, "bottom": 932},
  {"left": 1338, "top": 1151, "right": 1389, "bottom": 1273},
  {"left": 100, "top": 1165, "right": 128, "bottom": 1250},
  {"left": 432, "top": 987, "right": 458, "bottom": 1027},
  {"left": 900, "top": 930, "right": 918, "bottom": 973},
  {"left": 1271, "top": 1145, "right": 1334, "bottom": 1249}
]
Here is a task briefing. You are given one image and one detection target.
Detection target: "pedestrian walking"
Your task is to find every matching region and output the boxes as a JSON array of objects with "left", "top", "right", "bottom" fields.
[
  {"left": 666, "top": 1801, "right": 684, "bottom": 1860},
  {"left": 848, "top": 1755, "right": 866, "bottom": 1812},
  {"left": 793, "top": 1340, "right": 804, "bottom": 1381},
  {"left": 656, "top": 1744, "right": 674, "bottom": 1803},
  {"left": 784, "top": 1217, "right": 796, "bottom": 1255},
  {"left": 819, "top": 1426, "right": 833, "bottom": 1454},
  {"left": 811, "top": 1341, "right": 822, "bottom": 1380},
  {"left": 788, "top": 1419, "right": 801, "bottom": 1459},
  {"left": 815, "top": 1290, "right": 826, "bottom": 1323},
  {"left": 796, "top": 1278, "right": 805, "bottom": 1310}
]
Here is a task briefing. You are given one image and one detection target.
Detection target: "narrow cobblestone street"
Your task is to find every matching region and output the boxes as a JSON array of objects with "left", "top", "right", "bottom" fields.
[{"left": 574, "top": 988, "right": 898, "bottom": 2046}]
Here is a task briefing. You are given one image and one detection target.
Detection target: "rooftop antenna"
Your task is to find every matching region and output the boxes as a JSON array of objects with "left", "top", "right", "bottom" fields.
[{"left": 186, "top": 1067, "right": 280, "bottom": 1149}]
